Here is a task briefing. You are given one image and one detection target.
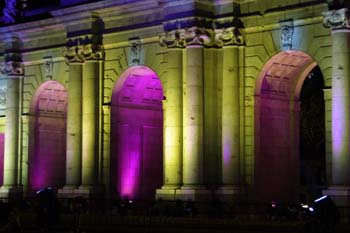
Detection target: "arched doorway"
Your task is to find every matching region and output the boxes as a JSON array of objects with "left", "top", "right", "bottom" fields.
[
  {"left": 111, "top": 66, "right": 163, "bottom": 201},
  {"left": 28, "top": 81, "right": 67, "bottom": 192},
  {"left": 299, "top": 66, "right": 326, "bottom": 199},
  {"left": 255, "top": 51, "right": 325, "bottom": 202}
]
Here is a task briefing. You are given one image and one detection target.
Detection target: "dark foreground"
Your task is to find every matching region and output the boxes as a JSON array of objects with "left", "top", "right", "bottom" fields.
[{"left": 1, "top": 213, "right": 350, "bottom": 233}]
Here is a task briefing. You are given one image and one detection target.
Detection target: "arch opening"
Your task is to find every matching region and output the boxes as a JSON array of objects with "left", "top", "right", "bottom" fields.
[
  {"left": 28, "top": 81, "right": 67, "bottom": 192},
  {"left": 299, "top": 66, "right": 326, "bottom": 199},
  {"left": 111, "top": 66, "right": 164, "bottom": 201},
  {"left": 255, "top": 51, "right": 325, "bottom": 202}
]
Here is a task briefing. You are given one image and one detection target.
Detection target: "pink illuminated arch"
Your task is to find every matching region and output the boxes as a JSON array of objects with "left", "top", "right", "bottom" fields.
[
  {"left": 28, "top": 81, "right": 67, "bottom": 192},
  {"left": 110, "top": 66, "right": 164, "bottom": 201},
  {"left": 254, "top": 50, "right": 320, "bottom": 202}
]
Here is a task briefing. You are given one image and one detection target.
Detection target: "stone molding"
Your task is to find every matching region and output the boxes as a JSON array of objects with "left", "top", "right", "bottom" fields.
[
  {"left": 65, "top": 35, "right": 104, "bottom": 64},
  {"left": 0, "top": 52, "right": 24, "bottom": 76},
  {"left": 159, "top": 17, "right": 244, "bottom": 48},
  {"left": 323, "top": 8, "right": 350, "bottom": 30}
]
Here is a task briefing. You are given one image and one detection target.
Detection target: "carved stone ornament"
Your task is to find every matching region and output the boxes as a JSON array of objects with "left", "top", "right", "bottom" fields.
[
  {"left": 0, "top": 87, "right": 6, "bottom": 107},
  {"left": 280, "top": 25, "right": 293, "bottom": 50},
  {"left": 0, "top": 53, "right": 24, "bottom": 76},
  {"left": 44, "top": 56, "right": 53, "bottom": 79},
  {"left": 64, "top": 35, "right": 104, "bottom": 63},
  {"left": 159, "top": 29, "right": 186, "bottom": 48},
  {"left": 215, "top": 27, "right": 244, "bottom": 47},
  {"left": 159, "top": 27, "right": 213, "bottom": 48},
  {"left": 323, "top": 8, "right": 350, "bottom": 30},
  {"left": 129, "top": 37, "right": 141, "bottom": 65}
]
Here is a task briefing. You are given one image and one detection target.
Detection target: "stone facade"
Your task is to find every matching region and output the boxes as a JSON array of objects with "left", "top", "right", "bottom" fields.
[{"left": 0, "top": 0, "right": 348, "bottom": 206}]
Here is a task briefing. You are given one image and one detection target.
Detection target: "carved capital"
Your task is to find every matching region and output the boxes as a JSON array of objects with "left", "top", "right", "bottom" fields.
[
  {"left": 185, "top": 27, "right": 213, "bottom": 47},
  {"left": 64, "top": 35, "right": 104, "bottom": 63},
  {"left": 323, "top": 8, "right": 350, "bottom": 30},
  {"left": 215, "top": 27, "right": 244, "bottom": 47},
  {"left": 160, "top": 17, "right": 214, "bottom": 48},
  {"left": 0, "top": 53, "right": 24, "bottom": 76},
  {"left": 159, "top": 29, "right": 186, "bottom": 48}
]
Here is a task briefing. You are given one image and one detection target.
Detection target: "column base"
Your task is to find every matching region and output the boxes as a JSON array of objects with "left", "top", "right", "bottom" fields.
[
  {"left": 215, "top": 185, "right": 244, "bottom": 202},
  {"left": 65, "top": 185, "right": 105, "bottom": 198},
  {"left": 156, "top": 185, "right": 212, "bottom": 201},
  {"left": 156, "top": 185, "right": 181, "bottom": 201},
  {"left": 0, "top": 185, "right": 23, "bottom": 200},
  {"left": 57, "top": 185, "right": 80, "bottom": 198},
  {"left": 176, "top": 185, "right": 211, "bottom": 201}
]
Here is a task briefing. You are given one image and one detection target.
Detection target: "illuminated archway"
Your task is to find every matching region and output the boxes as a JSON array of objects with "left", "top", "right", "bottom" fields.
[
  {"left": 255, "top": 50, "right": 325, "bottom": 202},
  {"left": 111, "top": 66, "right": 164, "bottom": 201},
  {"left": 28, "top": 81, "right": 67, "bottom": 192}
]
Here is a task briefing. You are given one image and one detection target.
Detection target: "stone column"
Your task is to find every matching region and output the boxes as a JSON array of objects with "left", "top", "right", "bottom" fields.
[
  {"left": 58, "top": 40, "right": 85, "bottom": 197},
  {"left": 80, "top": 59, "right": 100, "bottom": 191},
  {"left": 221, "top": 46, "right": 240, "bottom": 187},
  {"left": 182, "top": 45, "right": 205, "bottom": 190},
  {"left": 156, "top": 48, "right": 184, "bottom": 199},
  {"left": 62, "top": 62, "right": 83, "bottom": 193},
  {"left": 323, "top": 8, "right": 350, "bottom": 205},
  {"left": 0, "top": 51, "right": 23, "bottom": 198},
  {"left": 214, "top": 26, "right": 245, "bottom": 198}
]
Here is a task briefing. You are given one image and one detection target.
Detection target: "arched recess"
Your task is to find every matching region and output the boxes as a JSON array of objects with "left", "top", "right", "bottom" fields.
[
  {"left": 110, "top": 66, "right": 164, "bottom": 201},
  {"left": 28, "top": 81, "right": 67, "bottom": 192},
  {"left": 255, "top": 50, "right": 325, "bottom": 202}
]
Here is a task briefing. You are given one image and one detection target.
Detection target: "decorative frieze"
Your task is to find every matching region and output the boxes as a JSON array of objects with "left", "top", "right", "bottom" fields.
[
  {"left": 0, "top": 53, "right": 24, "bottom": 76},
  {"left": 215, "top": 27, "right": 244, "bottom": 47},
  {"left": 65, "top": 35, "right": 104, "bottom": 63},
  {"left": 159, "top": 17, "right": 244, "bottom": 48},
  {"left": 323, "top": 8, "right": 350, "bottom": 30}
]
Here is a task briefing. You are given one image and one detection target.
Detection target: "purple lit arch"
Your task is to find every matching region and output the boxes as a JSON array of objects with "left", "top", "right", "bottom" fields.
[
  {"left": 254, "top": 51, "right": 322, "bottom": 202},
  {"left": 28, "top": 81, "right": 67, "bottom": 192},
  {"left": 111, "top": 66, "right": 164, "bottom": 201}
]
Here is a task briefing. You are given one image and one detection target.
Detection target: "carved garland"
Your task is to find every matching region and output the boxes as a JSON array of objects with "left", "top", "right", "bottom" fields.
[
  {"left": 0, "top": 53, "right": 24, "bottom": 76},
  {"left": 65, "top": 35, "right": 104, "bottom": 63},
  {"left": 323, "top": 8, "right": 350, "bottom": 30},
  {"left": 159, "top": 17, "right": 244, "bottom": 48}
]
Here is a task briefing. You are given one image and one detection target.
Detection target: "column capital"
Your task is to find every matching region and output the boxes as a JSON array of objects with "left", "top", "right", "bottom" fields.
[
  {"left": 214, "top": 27, "right": 244, "bottom": 47},
  {"left": 159, "top": 16, "right": 245, "bottom": 48},
  {"left": 159, "top": 17, "right": 214, "bottom": 48},
  {"left": 0, "top": 53, "right": 24, "bottom": 76},
  {"left": 323, "top": 8, "right": 350, "bottom": 31},
  {"left": 64, "top": 35, "right": 104, "bottom": 64},
  {"left": 159, "top": 27, "right": 213, "bottom": 48}
]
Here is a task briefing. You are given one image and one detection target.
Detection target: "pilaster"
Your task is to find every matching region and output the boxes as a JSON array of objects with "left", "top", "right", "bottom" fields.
[
  {"left": 214, "top": 18, "right": 245, "bottom": 201},
  {"left": 322, "top": 8, "right": 350, "bottom": 208},
  {"left": 0, "top": 38, "right": 24, "bottom": 199}
]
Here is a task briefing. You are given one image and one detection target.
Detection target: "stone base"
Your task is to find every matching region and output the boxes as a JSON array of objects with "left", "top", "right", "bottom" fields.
[
  {"left": 156, "top": 185, "right": 212, "bottom": 201},
  {"left": 57, "top": 185, "right": 80, "bottom": 198},
  {"left": 215, "top": 185, "right": 244, "bottom": 202},
  {"left": 74, "top": 185, "right": 104, "bottom": 198},
  {"left": 0, "top": 185, "right": 23, "bottom": 200}
]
